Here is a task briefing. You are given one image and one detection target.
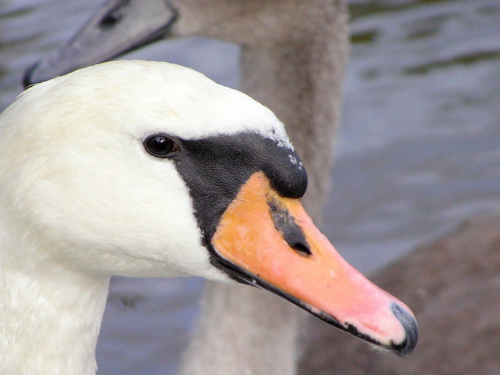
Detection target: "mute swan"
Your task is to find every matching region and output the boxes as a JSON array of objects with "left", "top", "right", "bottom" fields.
[
  {"left": 22, "top": 1, "right": 370, "bottom": 374},
  {"left": 2, "top": 61, "right": 416, "bottom": 375}
]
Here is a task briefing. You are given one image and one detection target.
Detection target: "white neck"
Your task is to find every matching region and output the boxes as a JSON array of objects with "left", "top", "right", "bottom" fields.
[{"left": 0, "top": 219, "right": 109, "bottom": 375}]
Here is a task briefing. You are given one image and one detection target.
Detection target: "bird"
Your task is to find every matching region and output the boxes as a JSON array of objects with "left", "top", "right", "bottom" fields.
[
  {"left": 22, "top": 2, "right": 498, "bottom": 375},
  {"left": 21, "top": 1, "right": 389, "bottom": 374},
  {"left": 2, "top": 60, "right": 416, "bottom": 375}
]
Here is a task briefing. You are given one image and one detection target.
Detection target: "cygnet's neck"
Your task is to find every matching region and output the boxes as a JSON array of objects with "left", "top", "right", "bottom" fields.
[
  {"left": 240, "top": 29, "right": 347, "bottom": 218},
  {"left": 0, "top": 222, "right": 109, "bottom": 375}
]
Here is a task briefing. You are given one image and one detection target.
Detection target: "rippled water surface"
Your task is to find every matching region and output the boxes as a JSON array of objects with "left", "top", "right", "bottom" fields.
[{"left": 1, "top": 0, "right": 499, "bottom": 374}]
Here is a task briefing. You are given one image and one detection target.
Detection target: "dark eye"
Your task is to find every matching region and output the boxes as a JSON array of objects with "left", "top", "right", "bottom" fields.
[
  {"left": 144, "top": 134, "right": 179, "bottom": 158},
  {"left": 99, "top": 0, "right": 129, "bottom": 29}
]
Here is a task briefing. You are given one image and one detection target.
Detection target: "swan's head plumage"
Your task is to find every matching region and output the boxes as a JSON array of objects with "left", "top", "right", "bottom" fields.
[
  {"left": 1, "top": 60, "right": 292, "bottom": 279},
  {"left": 3, "top": 60, "right": 417, "bottom": 357}
]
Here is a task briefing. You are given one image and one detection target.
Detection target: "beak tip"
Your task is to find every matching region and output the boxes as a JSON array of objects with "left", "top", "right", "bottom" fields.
[{"left": 391, "top": 302, "right": 418, "bottom": 357}]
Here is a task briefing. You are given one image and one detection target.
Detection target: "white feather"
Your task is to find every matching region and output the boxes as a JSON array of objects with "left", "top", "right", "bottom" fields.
[{"left": 0, "top": 60, "right": 293, "bottom": 374}]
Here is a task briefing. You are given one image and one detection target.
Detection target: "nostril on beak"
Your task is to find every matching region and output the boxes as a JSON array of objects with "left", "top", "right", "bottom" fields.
[
  {"left": 269, "top": 199, "right": 312, "bottom": 256},
  {"left": 288, "top": 239, "right": 311, "bottom": 256},
  {"left": 391, "top": 302, "right": 418, "bottom": 357}
]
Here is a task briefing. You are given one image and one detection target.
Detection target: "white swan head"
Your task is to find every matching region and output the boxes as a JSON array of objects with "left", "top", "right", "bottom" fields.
[
  {"left": 5, "top": 61, "right": 417, "bottom": 355},
  {"left": 5, "top": 60, "right": 290, "bottom": 279}
]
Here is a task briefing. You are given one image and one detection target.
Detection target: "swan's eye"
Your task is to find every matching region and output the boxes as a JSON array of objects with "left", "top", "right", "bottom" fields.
[
  {"left": 144, "top": 134, "right": 179, "bottom": 158},
  {"left": 99, "top": 1, "right": 128, "bottom": 29}
]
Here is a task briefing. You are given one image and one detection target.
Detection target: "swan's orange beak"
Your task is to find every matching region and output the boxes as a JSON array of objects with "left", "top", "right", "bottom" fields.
[{"left": 212, "top": 171, "right": 417, "bottom": 356}]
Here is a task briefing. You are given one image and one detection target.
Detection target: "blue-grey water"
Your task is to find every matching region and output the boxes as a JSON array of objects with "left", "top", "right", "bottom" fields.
[{"left": 1, "top": 0, "right": 499, "bottom": 374}]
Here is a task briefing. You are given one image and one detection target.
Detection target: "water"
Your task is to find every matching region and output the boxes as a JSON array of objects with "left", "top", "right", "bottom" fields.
[
  {"left": 1, "top": 0, "right": 499, "bottom": 374},
  {"left": 326, "top": 0, "right": 500, "bottom": 268}
]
